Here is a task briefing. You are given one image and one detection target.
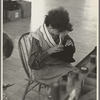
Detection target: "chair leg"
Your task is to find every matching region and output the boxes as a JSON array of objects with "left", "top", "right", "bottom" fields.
[
  {"left": 39, "top": 84, "right": 42, "bottom": 92},
  {"left": 22, "top": 81, "right": 30, "bottom": 100}
]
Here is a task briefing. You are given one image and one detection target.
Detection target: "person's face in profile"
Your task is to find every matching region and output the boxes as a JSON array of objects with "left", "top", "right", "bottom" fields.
[{"left": 49, "top": 25, "right": 69, "bottom": 39}]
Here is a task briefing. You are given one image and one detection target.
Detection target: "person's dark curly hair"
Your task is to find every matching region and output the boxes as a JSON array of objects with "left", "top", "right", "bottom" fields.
[
  {"left": 44, "top": 7, "right": 73, "bottom": 32},
  {"left": 3, "top": 33, "right": 14, "bottom": 58}
]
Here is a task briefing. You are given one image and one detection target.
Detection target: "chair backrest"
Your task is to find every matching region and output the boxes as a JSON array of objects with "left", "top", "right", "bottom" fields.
[{"left": 18, "top": 32, "right": 32, "bottom": 78}]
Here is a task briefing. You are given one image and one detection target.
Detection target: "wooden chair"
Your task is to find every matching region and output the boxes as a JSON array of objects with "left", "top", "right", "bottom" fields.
[{"left": 18, "top": 32, "right": 48, "bottom": 100}]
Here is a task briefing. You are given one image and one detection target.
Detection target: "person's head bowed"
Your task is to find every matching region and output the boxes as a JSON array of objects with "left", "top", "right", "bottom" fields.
[{"left": 44, "top": 7, "right": 73, "bottom": 32}]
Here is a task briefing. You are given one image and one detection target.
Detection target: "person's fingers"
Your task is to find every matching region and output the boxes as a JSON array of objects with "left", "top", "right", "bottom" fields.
[
  {"left": 57, "top": 47, "right": 63, "bottom": 50},
  {"left": 55, "top": 49, "right": 63, "bottom": 52},
  {"left": 58, "top": 44, "right": 64, "bottom": 46},
  {"left": 57, "top": 44, "right": 64, "bottom": 49},
  {"left": 65, "top": 40, "right": 73, "bottom": 46},
  {"left": 55, "top": 46, "right": 64, "bottom": 52},
  {"left": 68, "top": 41, "right": 72, "bottom": 46},
  {"left": 65, "top": 42, "right": 69, "bottom": 46}
]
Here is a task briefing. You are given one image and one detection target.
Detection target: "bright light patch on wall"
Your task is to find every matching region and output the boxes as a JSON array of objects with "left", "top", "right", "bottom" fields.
[{"left": 31, "top": 0, "right": 46, "bottom": 32}]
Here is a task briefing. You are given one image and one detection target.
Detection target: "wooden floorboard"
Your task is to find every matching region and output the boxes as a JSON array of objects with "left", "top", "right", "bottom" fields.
[{"left": 3, "top": 0, "right": 97, "bottom": 99}]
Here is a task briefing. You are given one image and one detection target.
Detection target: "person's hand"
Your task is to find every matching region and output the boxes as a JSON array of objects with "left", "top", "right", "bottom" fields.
[
  {"left": 47, "top": 44, "right": 64, "bottom": 54},
  {"left": 65, "top": 40, "right": 73, "bottom": 47}
]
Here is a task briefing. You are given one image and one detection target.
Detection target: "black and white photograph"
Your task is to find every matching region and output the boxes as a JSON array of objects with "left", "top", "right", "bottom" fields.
[{"left": 3, "top": 0, "right": 98, "bottom": 100}]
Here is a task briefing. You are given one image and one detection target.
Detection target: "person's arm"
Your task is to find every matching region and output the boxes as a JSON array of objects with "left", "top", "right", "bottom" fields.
[
  {"left": 28, "top": 37, "right": 49, "bottom": 70},
  {"left": 28, "top": 36, "right": 65, "bottom": 70},
  {"left": 51, "top": 36, "right": 75, "bottom": 63}
]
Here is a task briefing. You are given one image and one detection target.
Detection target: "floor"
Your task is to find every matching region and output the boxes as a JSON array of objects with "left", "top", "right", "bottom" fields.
[{"left": 3, "top": 0, "right": 97, "bottom": 100}]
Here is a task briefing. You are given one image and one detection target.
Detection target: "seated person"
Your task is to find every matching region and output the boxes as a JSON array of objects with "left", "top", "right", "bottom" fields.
[
  {"left": 3, "top": 33, "right": 14, "bottom": 100},
  {"left": 28, "top": 7, "right": 76, "bottom": 84}
]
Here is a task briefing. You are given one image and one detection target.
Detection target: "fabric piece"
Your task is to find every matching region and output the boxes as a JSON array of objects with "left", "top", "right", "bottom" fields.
[
  {"left": 40, "top": 24, "right": 56, "bottom": 46},
  {"left": 32, "top": 58, "right": 77, "bottom": 85}
]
